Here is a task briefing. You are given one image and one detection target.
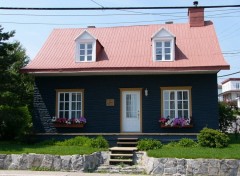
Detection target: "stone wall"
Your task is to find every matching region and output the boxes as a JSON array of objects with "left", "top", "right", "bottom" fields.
[
  {"left": 138, "top": 152, "right": 240, "bottom": 176},
  {"left": 0, "top": 152, "right": 109, "bottom": 172},
  {"left": 1, "top": 151, "right": 240, "bottom": 175}
]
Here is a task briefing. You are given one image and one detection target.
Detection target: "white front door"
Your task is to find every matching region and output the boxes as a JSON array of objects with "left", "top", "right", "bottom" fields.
[{"left": 121, "top": 90, "right": 141, "bottom": 132}]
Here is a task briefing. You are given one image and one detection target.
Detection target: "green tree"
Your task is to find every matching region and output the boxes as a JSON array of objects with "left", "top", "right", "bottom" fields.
[
  {"left": 219, "top": 102, "right": 235, "bottom": 133},
  {"left": 0, "top": 26, "right": 33, "bottom": 139}
]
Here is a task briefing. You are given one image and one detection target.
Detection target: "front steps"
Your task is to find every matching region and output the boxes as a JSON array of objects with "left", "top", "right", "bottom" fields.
[{"left": 109, "top": 138, "right": 138, "bottom": 165}]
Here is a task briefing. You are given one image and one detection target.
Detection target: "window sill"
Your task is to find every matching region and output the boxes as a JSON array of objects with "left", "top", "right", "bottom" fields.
[
  {"left": 160, "top": 124, "right": 193, "bottom": 128},
  {"left": 53, "top": 123, "right": 85, "bottom": 128}
]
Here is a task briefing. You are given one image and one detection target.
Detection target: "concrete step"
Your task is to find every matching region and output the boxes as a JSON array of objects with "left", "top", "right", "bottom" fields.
[
  {"left": 117, "top": 142, "right": 138, "bottom": 145},
  {"left": 109, "top": 147, "right": 137, "bottom": 152},
  {"left": 109, "top": 159, "right": 133, "bottom": 164},
  {"left": 110, "top": 153, "right": 133, "bottom": 157}
]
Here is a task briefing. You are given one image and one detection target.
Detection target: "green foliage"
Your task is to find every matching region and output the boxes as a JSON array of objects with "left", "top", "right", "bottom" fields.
[
  {"left": 0, "top": 26, "right": 34, "bottom": 140},
  {"left": 197, "top": 127, "right": 230, "bottom": 148},
  {"left": 177, "top": 138, "right": 197, "bottom": 147},
  {"left": 55, "top": 136, "right": 109, "bottom": 149},
  {"left": 89, "top": 136, "right": 109, "bottom": 148},
  {"left": 219, "top": 102, "right": 235, "bottom": 133},
  {"left": 0, "top": 105, "right": 32, "bottom": 139},
  {"left": 137, "top": 138, "right": 163, "bottom": 151}
]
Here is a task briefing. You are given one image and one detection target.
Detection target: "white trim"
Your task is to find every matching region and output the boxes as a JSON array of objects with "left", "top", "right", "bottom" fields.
[{"left": 28, "top": 70, "right": 219, "bottom": 76}]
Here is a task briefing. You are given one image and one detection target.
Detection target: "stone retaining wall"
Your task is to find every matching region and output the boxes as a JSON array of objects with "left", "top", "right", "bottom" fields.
[{"left": 0, "top": 152, "right": 240, "bottom": 175}]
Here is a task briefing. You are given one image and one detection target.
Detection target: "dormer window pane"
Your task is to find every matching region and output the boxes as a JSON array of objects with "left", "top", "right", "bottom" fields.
[
  {"left": 156, "top": 42, "right": 162, "bottom": 47},
  {"left": 165, "top": 42, "right": 170, "bottom": 47},
  {"left": 80, "top": 44, "right": 85, "bottom": 49},
  {"left": 80, "top": 56, "right": 85, "bottom": 61},
  {"left": 87, "top": 56, "right": 92, "bottom": 61},
  {"left": 87, "top": 44, "right": 92, "bottom": 49}
]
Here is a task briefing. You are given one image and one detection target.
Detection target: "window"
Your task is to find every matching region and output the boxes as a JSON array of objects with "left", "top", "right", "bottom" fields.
[
  {"left": 236, "top": 83, "right": 240, "bottom": 90},
  {"left": 155, "top": 41, "right": 172, "bottom": 61},
  {"left": 161, "top": 87, "right": 192, "bottom": 121},
  {"left": 75, "top": 30, "right": 97, "bottom": 62},
  {"left": 80, "top": 43, "right": 93, "bottom": 62},
  {"left": 152, "top": 27, "right": 175, "bottom": 61},
  {"left": 56, "top": 89, "right": 84, "bottom": 119}
]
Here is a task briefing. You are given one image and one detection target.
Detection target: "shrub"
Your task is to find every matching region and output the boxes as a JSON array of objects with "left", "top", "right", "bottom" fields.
[
  {"left": 89, "top": 136, "right": 109, "bottom": 148},
  {"left": 177, "top": 138, "right": 197, "bottom": 147},
  {"left": 165, "top": 141, "right": 178, "bottom": 148},
  {"left": 197, "top": 127, "right": 230, "bottom": 148},
  {"left": 137, "top": 139, "right": 163, "bottom": 151},
  {"left": 0, "top": 105, "right": 32, "bottom": 140},
  {"left": 55, "top": 136, "right": 90, "bottom": 146},
  {"left": 219, "top": 102, "right": 235, "bottom": 133}
]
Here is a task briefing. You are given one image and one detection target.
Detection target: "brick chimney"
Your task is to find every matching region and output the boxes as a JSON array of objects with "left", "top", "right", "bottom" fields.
[{"left": 188, "top": 8, "right": 204, "bottom": 27}]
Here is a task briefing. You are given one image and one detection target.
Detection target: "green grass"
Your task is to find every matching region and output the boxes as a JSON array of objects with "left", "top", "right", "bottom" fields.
[
  {"left": 0, "top": 142, "right": 105, "bottom": 155},
  {"left": 147, "top": 144, "right": 240, "bottom": 159}
]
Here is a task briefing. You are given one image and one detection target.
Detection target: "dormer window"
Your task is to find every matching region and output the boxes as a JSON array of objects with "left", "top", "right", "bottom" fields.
[
  {"left": 152, "top": 28, "right": 175, "bottom": 61},
  {"left": 75, "top": 30, "right": 102, "bottom": 62},
  {"left": 80, "top": 43, "right": 93, "bottom": 61}
]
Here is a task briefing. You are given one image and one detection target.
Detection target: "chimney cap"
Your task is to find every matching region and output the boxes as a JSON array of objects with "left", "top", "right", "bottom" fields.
[
  {"left": 165, "top": 21, "right": 173, "bottom": 24},
  {"left": 87, "top": 26, "right": 96, "bottom": 28},
  {"left": 193, "top": 1, "right": 198, "bottom": 7}
]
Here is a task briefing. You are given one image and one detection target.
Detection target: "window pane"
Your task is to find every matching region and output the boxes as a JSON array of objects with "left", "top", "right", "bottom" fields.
[
  {"left": 165, "top": 48, "right": 170, "bottom": 53},
  {"left": 77, "top": 93, "right": 81, "bottom": 101},
  {"left": 165, "top": 54, "right": 171, "bottom": 60},
  {"left": 60, "top": 102, "right": 64, "bottom": 110},
  {"left": 87, "top": 56, "right": 92, "bottom": 61},
  {"left": 72, "top": 102, "right": 76, "bottom": 110},
  {"left": 80, "top": 50, "right": 85, "bottom": 55},
  {"left": 170, "top": 101, "right": 175, "bottom": 109},
  {"left": 183, "top": 91, "right": 188, "bottom": 100},
  {"left": 177, "top": 91, "right": 182, "bottom": 100},
  {"left": 87, "top": 44, "right": 92, "bottom": 49},
  {"left": 65, "top": 93, "right": 69, "bottom": 101},
  {"left": 65, "top": 111, "right": 69, "bottom": 119},
  {"left": 178, "top": 101, "right": 182, "bottom": 109},
  {"left": 80, "top": 44, "right": 85, "bottom": 49},
  {"left": 60, "top": 111, "right": 64, "bottom": 118},
  {"left": 170, "top": 110, "right": 175, "bottom": 118},
  {"left": 77, "top": 102, "right": 81, "bottom": 110},
  {"left": 164, "top": 91, "right": 169, "bottom": 100},
  {"left": 165, "top": 42, "right": 170, "bottom": 47},
  {"left": 77, "top": 111, "right": 81, "bottom": 118},
  {"left": 80, "top": 56, "right": 85, "bottom": 61},
  {"left": 184, "top": 110, "right": 188, "bottom": 118},
  {"left": 178, "top": 110, "right": 182, "bottom": 117},
  {"left": 156, "top": 42, "right": 162, "bottom": 47},
  {"left": 156, "top": 49, "right": 162, "bottom": 54},
  {"left": 164, "top": 101, "right": 169, "bottom": 109},
  {"left": 164, "top": 110, "right": 169, "bottom": 118},
  {"left": 71, "top": 111, "right": 75, "bottom": 119},
  {"left": 156, "top": 55, "right": 162, "bottom": 60},
  {"left": 170, "top": 92, "right": 175, "bottom": 100},
  {"left": 65, "top": 102, "right": 69, "bottom": 110},
  {"left": 183, "top": 101, "right": 188, "bottom": 109},
  {"left": 72, "top": 93, "right": 76, "bottom": 101},
  {"left": 60, "top": 93, "right": 64, "bottom": 101},
  {"left": 87, "top": 50, "right": 92, "bottom": 55}
]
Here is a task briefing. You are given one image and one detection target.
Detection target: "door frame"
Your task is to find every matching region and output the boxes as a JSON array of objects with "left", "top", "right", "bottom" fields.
[{"left": 120, "top": 88, "right": 143, "bottom": 133}]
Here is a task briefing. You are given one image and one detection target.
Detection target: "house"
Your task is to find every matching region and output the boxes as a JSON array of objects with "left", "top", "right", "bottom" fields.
[
  {"left": 22, "top": 7, "right": 229, "bottom": 141},
  {"left": 218, "top": 84, "right": 223, "bottom": 101},
  {"left": 220, "top": 78, "right": 240, "bottom": 108}
]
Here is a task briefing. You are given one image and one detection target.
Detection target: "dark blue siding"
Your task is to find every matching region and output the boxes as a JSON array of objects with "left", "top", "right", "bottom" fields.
[{"left": 33, "top": 74, "right": 218, "bottom": 134}]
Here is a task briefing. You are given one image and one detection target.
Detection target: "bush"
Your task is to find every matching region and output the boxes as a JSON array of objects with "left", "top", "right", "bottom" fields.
[
  {"left": 89, "top": 136, "right": 109, "bottom": 148},
  {"left": 54, "top": 136, "right": 109, "bottom": 148},
  {"left": 177, "top": 138, "right": 197, "bottom": 147},
  {"left": 197, "top": 127, "right": 230, "bottom": 148},
  {"left": 0, "top": 105, "right": 32, "bottom": 140},
  {"left": 137, "top": 139, "right": 163, "bottom": 150},
  {"left": 219, "top": 102, "right": 235, "bottom": 133}
]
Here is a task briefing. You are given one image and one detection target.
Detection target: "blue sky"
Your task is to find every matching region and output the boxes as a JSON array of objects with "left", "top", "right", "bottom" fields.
[{"left": 1, "top": 0, "right": 240, "bottom": 83}]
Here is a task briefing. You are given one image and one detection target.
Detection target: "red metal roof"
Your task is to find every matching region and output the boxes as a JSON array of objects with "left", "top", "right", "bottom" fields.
[
  {"left": 222, "top": 78, "right": 240, "bottom": 84},
  {"left": 22, "top": 21, "right": 229, "bottom": 74}
]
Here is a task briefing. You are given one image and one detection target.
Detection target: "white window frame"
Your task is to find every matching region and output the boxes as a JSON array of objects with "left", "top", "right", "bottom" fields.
[
  {"left": 79, "top": 42, "right": 93, "bottom": 62},
  {"left": 56, "top": 89, "right": 84, "bottom": 119},
  {"left": 154, "top": 39, "right": 174, "bottom": 61},
  {"left": 161, "top": 87, "right": 192, "bottom": 121}
]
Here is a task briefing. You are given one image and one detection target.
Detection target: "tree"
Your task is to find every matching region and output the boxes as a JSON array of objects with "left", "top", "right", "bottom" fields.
[
  {"left": 219, "top": 102, "right": 235, "bottom": 133},
  {"left": 0, "top": 26, "right": 33, "bottom": 139}
]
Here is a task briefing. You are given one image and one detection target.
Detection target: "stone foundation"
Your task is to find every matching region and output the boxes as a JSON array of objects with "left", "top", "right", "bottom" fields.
[{"left": 0, "top": 152, "right": 240, "bottom": 175}]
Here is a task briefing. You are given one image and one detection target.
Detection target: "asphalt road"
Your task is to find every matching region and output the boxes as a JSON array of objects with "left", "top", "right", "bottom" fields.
[{"left": 0, "top": 170, "right": 145, "bottom": 176}]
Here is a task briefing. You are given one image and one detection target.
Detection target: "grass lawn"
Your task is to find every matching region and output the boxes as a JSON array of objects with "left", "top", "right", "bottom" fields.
[
  {"left": 147, "top": 144, "right": 240, "bottom": 159},
  {"left": 0, "top": 142, "right": 105, "bottom": 155},
  {"left": 148, "top": 135, "right": 240, "bottom": 159}
]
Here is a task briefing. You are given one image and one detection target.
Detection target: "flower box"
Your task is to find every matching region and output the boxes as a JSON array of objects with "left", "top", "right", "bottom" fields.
[
  {"left": 160, "top": 124, "right": 193, "bottom": 128},
  {"left": 53, "top": 123, "right": 84, "bottom": 128}
]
